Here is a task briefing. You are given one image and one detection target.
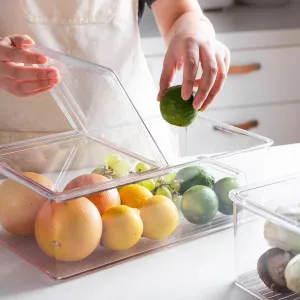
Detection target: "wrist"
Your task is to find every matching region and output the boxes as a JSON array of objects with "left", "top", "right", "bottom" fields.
[{"left": 165, "top": 12, "right": 216, "bottom": 45}]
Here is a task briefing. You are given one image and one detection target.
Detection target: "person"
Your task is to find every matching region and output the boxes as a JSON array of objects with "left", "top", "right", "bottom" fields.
[{"left": 0, "top": 0, "right": 230, "bottom": 163}]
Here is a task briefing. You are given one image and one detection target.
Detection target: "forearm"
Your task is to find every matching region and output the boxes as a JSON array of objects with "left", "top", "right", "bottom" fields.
[{"left": 152, "top": 0, "right": 214, "bottom": 44}]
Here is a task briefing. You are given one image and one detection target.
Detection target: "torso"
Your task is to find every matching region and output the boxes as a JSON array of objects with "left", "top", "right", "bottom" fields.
[
  {"left": 0, "top": 0, "right": 158, "bottom": 137},
  {"left": 0, "top": 0, "right": 177, "bottom": 169}
]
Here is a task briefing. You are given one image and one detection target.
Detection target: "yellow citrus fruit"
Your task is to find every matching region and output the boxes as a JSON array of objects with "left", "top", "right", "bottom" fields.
[
  {"left": 35, "top": 197, "right": 102, "bottom": 262},
  {"left": 139, "top": 195, "right": 179, "bottom": 240},
  {"left": 0, "top": 172, "right": 53, "bottom": 236},
  {"left": 101, "top": 205, "right": 143, "bottom": 251},
  {"left": 119, "top": 184, "right": 152, "bottom": 208}
]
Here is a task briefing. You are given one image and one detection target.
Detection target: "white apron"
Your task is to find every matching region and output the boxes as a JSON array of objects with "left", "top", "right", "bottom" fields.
[{"left": 0, "top": 0, "right": 178, "bottom": 172}]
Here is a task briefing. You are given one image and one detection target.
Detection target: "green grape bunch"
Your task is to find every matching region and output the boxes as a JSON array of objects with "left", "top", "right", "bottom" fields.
[
  {"left": 92, "top": 165, "right": 115, "bottom": 179},
  {"left": 152, "top": 171, "right": 182, "bottom": 209},
  {"left": 92, "top": 154, "right": 132, "bottom": 179}
]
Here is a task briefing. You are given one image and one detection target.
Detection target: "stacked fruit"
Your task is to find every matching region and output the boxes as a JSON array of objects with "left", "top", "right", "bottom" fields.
[
  {"left": 0, "top": 154, "right": 241, "bottom": 263},
  {"left": 93, "top": 154, "right": 242, "bottom": 225},
  {"left": 0, "top": 168, "right": 179, "bottom": 262}
]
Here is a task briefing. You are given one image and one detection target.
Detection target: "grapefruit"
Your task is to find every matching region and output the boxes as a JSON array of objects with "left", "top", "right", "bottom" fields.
[
  {"left": 35, "top": 197, "right": 102, "bottom": 262},
  {"left": 64, "top": 174, "right": 120, "bottom": 215},
  {"left": 0, "top": 172, "right": 53, "bottom": 236}
]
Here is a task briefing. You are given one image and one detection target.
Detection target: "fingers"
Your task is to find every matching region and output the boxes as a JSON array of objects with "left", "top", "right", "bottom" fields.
[
  {"left": 181, "top": 37, "right": 199, "bottom": 100},
  {"left": 0, "top": 35, "right": 59, "bottom": 97},
  {"left": 176, "top": 57, "right": 184, "bottom": 71},
  {"left": 0, "top": 35, "right": 47, "bottom": 64},
  {"left": 0, "top": 62, "right": 58, "bottom": 81},
  {"left": 9, "top": 34, "right": 35, "bottom": 48},
  {"left": 200, "top": 44, "right": 230, "bottom": 111},
  {"left": 21, "top": 86, "right": 56, "bottom": 97},
  {"left": 157, "top": 49, "right": 176, "bottom": 101},
  {"left": 193, "top": 43, "right": 218, "bottom": 110},
  {"left": 159, "top": 36, "right": 230, "bottom": 111},
  {"left": 0, "top": 77, "right": 59, "bottom": 97},
  {"left": 200, "top": 52, "right": 227, "bottom": 112}
]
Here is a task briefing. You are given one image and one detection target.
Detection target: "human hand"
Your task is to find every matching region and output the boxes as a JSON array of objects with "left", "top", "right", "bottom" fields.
[
  {"left": 158, "top": 13, "right": 230, "bottom": 111},
  {"left": 0, "top": 35, "right": 59, "bottom": 97}
]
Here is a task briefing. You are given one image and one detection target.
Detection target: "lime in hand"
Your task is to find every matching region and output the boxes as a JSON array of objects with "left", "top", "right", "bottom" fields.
[{"left": 160, "top": 85, "right": 198, "bottom": 127}]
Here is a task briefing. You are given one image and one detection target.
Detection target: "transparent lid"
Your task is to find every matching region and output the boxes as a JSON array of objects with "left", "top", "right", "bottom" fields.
[
  {"left": 22, "top": 44, "right": 171, "bottom": 168},
  {"left": 230, "top": 173, "right": 300, "bottom": 236}
]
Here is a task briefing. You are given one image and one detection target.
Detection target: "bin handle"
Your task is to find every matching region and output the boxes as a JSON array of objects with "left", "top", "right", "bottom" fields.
[
  {"left": 214, "top": 120, "right": 259, "bottom": 132},
  {"left": 193, "top": 63, "right": 261, "bottom": 87},
  {"left": 228, "top": 63, "right": 261, "bottom": 75}
]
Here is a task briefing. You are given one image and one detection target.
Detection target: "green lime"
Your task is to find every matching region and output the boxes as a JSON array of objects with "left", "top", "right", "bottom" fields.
[
  {"left": 175, "top": 166, "right": 215, "bottom": 195},
  {"left": 213, "top": 177, "right": 241, "bottom": 215},
  {"left": 160, "top": 85, "right": 198, "bottom": 127},
  {"left": 181, "top": 185, "right": 219, "bottom": 225}
]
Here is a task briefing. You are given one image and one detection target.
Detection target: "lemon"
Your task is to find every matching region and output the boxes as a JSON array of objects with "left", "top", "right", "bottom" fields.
[
  {"left": 119, "top": 184, "right": 153, "bottom": 208},
  {"left": 139, "top": 195, "right": 179, "bottom": 240},
  {"left": 101, "top": 205, "right": 143, "bottom": 251}
]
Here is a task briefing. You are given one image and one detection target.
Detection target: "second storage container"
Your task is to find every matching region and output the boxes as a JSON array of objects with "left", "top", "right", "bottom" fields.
[{"left": 231, "top": 173, "right": 300, "bottom": 300}]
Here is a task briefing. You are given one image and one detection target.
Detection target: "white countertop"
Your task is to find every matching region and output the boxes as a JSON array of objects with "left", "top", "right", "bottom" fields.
[{"left": 1, "top": 143, "right": 300, "bottom": 300}]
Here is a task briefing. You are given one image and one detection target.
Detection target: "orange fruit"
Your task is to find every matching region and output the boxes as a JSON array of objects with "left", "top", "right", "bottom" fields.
[
  {"left": 139, "top": 195, "right": 179, "bottom": 240},
  {"left": 119, "top": 184, "right": 152, "bottom": 208},
  {"left": 0, "top": 172, "right": 53, "bottom": 236},
  {"left": 35, "top": 197, "right": 102, "bottom": 262},
  {"left": 101, "top": 205, "right": 143, "bottom": 251},
  {"left": 64, "top": 174, "right": 120, "bottom": 215}
]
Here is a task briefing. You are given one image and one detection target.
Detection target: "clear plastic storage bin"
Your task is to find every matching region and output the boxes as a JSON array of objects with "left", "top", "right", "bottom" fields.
[
  {"left": 231, "top": 173, "right": 300, "bottom": 300},
  {"left": 0, "top": 45, "right": 272, "bottom": 280}
]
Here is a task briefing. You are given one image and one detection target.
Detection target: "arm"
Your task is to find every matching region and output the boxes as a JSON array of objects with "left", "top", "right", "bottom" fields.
[
  {"left": 152, "top": 0, "right": 204, "bottom": 42},
  {"left": 152, "top": 0, "right": 230, "bottom": 111}
]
